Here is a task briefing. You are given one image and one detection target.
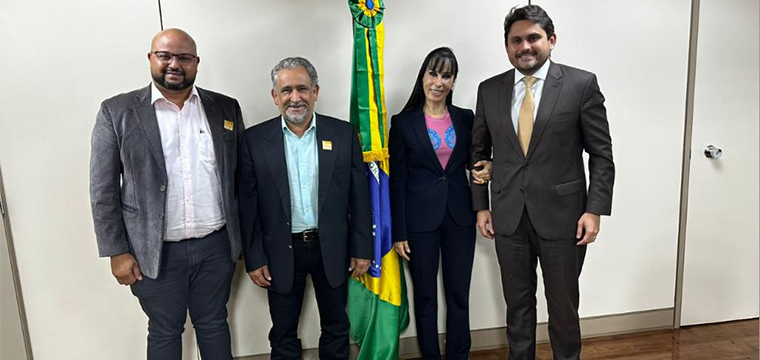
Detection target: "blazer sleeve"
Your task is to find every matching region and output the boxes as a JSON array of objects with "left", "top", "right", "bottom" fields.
[
  {"left": 388, "top": 114, "right": 409, "bottom": 242},
  {"left": 233, "top": 99, "right": 245, "bottom": 151},
  {"left": 89, "top": 101, "right": 131, "bottom": 257},
  {"left": 349, "top": 125, "right": 373, "bottom": 259},
  {"left": 232, "top": 99, "right": 245, "bottom": 198},
  {"left": 238, "top": 131, "right": 268, "bottom": 271},
  {"left": 462, "top": 108, "right": 476, "bottom": 170},
  {"left": 580, "top": 74, "right": 615, "bottom": 215},
  {"left": 470, "top": 83, "right": 493, "bottom": 211}
]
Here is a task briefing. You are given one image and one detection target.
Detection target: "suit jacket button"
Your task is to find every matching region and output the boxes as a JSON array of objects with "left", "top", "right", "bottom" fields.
[
  {"left": 439, "top": 175, "right": 447, "bottom": 180},
  {"left": 160, "top": 185, "right": 166, "bottom": 192},
  {"left": 159, "top": 213, "right": 165, "bottom": 220}
]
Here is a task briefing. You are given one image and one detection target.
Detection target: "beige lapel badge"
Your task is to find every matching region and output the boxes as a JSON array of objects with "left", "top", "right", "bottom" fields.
[
  {"left": 223, "top": 120, "right": 234, "bottom": 131},
  {"left": 322, "top": 140, "right": 333, "bottom": 151}
]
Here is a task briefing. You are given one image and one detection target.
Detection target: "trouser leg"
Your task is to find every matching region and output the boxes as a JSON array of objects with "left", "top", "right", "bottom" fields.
[
  {"left": 310, "top": 241, "right": 349, "bottom": 360},
  {"left": 267, "top": 241, "right": 309, "bottom": 360},
  {"left": 439, "top": 210, "right": 476, "bottom": 360},
  {"left": 130, "top": 241, "right": 190, "bottom": 360},
  {"left": 407, "top": 229, "right": 442, "bottom": 360},
  {"left": 537, "top": 235, "right": 586, "bottom": 360},
  {"left": 495, "top": 211, "right": 539, "bottom": 360},
  {"left": 187, "top": 228, "right": 235, "bottom": 360}
]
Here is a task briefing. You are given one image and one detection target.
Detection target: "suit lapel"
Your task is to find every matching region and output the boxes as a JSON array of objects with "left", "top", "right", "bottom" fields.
[
  {"left": 198, "top": 88, "right": 226, "bottom": 175},
  {"left": 447, "top": 108, "right": 467, "bottom": 172},
  {"left": 262, "top": 119, "right": 291, "bottom": 221},
  {"left": 133, "top": 85, "right": 167, "bottom": 179},
  {"left": 528, "top": 62, "right": 564, "bottom": 158},
  {"left": 316, "top": 115, "right": 336, "bottom": 216},
  {"left": 410, "top": 109, "right": 445, "bottom": 174},
  {"left": 498, "top": 71, "right": 525, "bottom": 159}
]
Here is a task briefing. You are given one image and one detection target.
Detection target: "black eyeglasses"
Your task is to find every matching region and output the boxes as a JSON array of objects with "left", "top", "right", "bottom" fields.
[{"left": 151, "top": 51, "right": 198, "bottom": 64}]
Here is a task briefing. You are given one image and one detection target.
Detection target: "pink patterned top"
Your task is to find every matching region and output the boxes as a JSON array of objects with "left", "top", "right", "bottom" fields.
[{"left": 424, "top": 112, "right": 456, "bottom": 169}]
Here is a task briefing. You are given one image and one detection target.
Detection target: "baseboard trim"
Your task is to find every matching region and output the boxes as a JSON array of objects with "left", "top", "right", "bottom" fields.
[{"left": 235, "top": 308, "right": 674, "bottom": 359}]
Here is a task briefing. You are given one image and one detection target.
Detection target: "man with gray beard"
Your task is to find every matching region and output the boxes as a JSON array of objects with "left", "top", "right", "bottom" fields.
[
  {"left": 237, "top": 57, "right": 372, "bottom": 360},
  {"left": 90, "top": 29, "right": 243, "bottom": 360}
]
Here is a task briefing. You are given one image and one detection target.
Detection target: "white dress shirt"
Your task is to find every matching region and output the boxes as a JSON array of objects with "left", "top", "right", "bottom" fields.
[
  {"left": 152, "top": 83, "right": 225, "bottom": 241},
  {"left": 511, "top": 60, "right": 552, "bottom": 133}
]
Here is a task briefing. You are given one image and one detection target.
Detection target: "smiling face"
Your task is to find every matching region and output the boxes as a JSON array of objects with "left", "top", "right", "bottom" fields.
[
  {"left": 422, "top": 60, "right": 455, "bottom": 106},
  {"left": 271, "top": 66, "right": 319, "bottom": 125},
  {"left": 506, "top": 20, "right": 556, "bottom": 75},
  {"left": 148, "top": 29, "right": 199, "bottom": 92}
]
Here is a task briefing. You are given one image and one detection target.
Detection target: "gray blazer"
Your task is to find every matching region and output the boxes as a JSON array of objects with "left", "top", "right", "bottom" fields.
[
  {"left": 471, "top": 62, "right": 614, "bottom": 240},
  {"left": 90, "top": 84, "right": 243, "bottom": 279}
]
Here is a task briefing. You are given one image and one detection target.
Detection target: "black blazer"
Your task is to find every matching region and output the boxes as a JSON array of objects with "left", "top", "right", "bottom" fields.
[
  {"left": 238, "top": 114, "right": 372, "bottom": 294},
  {"left": 470, "top": 62, "right": 615, "bottom": 240},
  {"left": 389, "top": 105, "right": 475, "bottom": 242}
]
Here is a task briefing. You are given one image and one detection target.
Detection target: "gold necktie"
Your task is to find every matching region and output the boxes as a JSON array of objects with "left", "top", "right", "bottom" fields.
[{"left": 518, "top": 76, "right": 537, "bottom": 157}]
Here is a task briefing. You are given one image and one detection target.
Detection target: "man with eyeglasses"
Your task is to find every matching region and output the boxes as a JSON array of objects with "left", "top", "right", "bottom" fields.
[{"left": 90, "top": 28, "right": 243, "bottom": 360}]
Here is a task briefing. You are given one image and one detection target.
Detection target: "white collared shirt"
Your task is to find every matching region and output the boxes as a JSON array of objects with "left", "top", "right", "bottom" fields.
[
  {"left": 151, "top": 83, "right": 225, "bottom": 241},
  {"left": 510, "top": 60, "right": 552, "bottom": 133}
]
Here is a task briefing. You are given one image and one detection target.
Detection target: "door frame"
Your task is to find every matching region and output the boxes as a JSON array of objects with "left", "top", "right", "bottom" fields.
[
  {"left": 673, "top": 0, "right": 700, "bottom": 329},
  {"left": 0, "top": 165, "right": 34, "bottom": 359}
]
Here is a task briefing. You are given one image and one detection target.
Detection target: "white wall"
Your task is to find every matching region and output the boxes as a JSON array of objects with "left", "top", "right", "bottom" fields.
[
  {"left": 0, "top": 1, "right": 200, "bottom": 359},
  {"left": 0, "top": 0, "right": 692, "bottom": 359},
  {"left": 541, "top": 0, "right": 690, "bottom": 317}
]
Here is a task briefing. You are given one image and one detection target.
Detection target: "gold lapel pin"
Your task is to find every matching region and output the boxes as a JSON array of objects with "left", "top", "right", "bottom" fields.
[
  {"left": 224, "top": 120, "right": 234, "bottom": 131},
  {"left": 322, "top": 140, "right": 333, "bottom": 150}
]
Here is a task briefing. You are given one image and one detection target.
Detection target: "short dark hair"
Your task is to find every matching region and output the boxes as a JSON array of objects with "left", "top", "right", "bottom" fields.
[
  {"left": 401, "top": 47, "right": 459, "bottom": 113},
  {"left": 503, "top": 5, "right": 555, "bottom": 42}
]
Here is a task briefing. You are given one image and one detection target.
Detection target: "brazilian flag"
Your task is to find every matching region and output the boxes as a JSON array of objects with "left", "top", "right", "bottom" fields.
[{"left": 346, "top": 1, "right": 410, "bottom": 359}]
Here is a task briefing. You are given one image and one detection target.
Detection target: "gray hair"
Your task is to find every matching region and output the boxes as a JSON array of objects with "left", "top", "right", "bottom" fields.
[{"left": 270, "top": 57, "right": 319, "bottom": 90}]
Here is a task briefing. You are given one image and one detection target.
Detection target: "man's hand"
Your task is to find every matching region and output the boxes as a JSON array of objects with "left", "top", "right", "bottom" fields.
[
  {"left": 477, "top": 210, "right": 495, "bottom": 239},
  {"left": 472, "top": 160, "right": 493, "bottom": 185},
  {"left": 394, "top": 241, "right": 411, "bottom": 261},
  {"left": 110, "top": 253, "right": 142, "bottom": 285},
  {"left": 576, "top": 212, "right": 601, "bottom": 246},
  {"left": 349, "top": 258, "right": 371, "bottom": 278},
  {"left": 248, "top": 265, "right": 272, "bottom": 288}
]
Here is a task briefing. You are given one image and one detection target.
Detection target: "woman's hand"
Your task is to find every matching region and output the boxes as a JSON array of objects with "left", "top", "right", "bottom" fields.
[{"left": 472, "top": 160, "right": 493, "bottom": 185}]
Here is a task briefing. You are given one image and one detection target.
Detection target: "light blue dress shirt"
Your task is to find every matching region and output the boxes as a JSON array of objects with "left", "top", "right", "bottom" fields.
[{"left": 282, "top": 115, "right": 319, "bottom": 233}]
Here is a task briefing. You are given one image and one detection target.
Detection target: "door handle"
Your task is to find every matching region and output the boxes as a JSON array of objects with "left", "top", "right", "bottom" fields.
[{"left": 704, "top": 145, "right": 723, "bottom": 159}]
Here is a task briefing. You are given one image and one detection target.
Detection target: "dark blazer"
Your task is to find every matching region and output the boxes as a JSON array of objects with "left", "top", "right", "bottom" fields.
[
  {"left": 90, "top": 84, "right": 244, "bottom": 279},
  {"left": 471, "top": 62, "right": 614, "bottom": 240},
  {"left": 238, "top": 114, "right": 372, "bottom": 294},
  {"left": 389, "top": 105, "right": 475, "bottom": 241}
]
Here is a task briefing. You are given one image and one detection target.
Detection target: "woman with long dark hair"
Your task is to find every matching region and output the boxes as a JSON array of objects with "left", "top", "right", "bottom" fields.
[{"left": 389, "top": 47, "right": 487, "bottom": 360}]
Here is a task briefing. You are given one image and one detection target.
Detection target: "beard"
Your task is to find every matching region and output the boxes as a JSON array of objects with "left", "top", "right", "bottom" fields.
[
  {"left": 514, "top": 49, "right": 549, "bottom": 74},
  {"left": 283, "top": 102, "right": 309, "bottom": 124},
  {"left": 152, "top": 68, "right": 195, "bottom": 91}
]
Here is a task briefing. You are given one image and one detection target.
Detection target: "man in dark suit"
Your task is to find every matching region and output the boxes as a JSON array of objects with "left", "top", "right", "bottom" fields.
[
  {"left": 470, "top": 5, "right": 614, "bottom": 360},
  {"left": 90, "top": 29, "right": 243, "bottom": 359},
  {"left": 238, "top": 57, "right": 372, "bottom": 360}
]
